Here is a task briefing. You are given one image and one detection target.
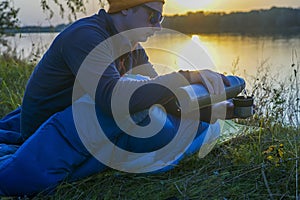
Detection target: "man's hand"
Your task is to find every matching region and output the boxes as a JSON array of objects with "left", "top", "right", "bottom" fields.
[
  {"left": 198, "top": 100, "right": 236, "bottom": 124},
  {"left": 211, "top": 100, "right": 235, "bottom": 122},
  {"left": 186, "top": 69, "right": 230, "bottom": 95}
]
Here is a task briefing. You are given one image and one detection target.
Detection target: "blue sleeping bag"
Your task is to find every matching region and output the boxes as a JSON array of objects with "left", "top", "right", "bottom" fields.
[
  {"left": 0, "top": 75, "right": 245, "bottom": 197},
  {"left": 0, "top": 106, "right": 212, "bottom": 196}
]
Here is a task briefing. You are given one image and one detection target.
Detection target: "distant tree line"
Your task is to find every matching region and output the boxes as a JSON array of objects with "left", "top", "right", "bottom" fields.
[
  {"left": 163, "top": 7, "right": 300, "bottom": 35},
  {"left": 4, "top": 24, "right": 68, "bottom": 34}
]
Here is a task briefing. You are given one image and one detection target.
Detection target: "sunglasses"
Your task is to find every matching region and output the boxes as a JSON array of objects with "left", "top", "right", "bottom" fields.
[{"left": 141, "top": 4, "right": 164, "bottom": 25}]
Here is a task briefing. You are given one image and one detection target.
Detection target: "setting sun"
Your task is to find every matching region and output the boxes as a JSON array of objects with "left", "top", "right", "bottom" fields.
[
  {"left": 163, "top": 0, "right": 300, "bottom": 16},
  {"left": 164, "top": 0, "right": 216, "bottom": 15},
  {"left": 174, "top": 0, "right": 215, "bottom": 10}
]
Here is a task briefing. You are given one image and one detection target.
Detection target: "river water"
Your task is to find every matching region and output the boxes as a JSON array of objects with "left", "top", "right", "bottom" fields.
[{"left": 2, "top": 32, "right": 300, "bottom": 85}]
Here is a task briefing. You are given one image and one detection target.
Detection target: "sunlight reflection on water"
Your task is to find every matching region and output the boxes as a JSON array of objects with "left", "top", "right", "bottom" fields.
[{"left": 2, "top": 32, "right": 299, "bottom": 82}]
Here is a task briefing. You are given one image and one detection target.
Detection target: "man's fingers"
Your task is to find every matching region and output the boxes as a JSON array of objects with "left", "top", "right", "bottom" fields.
[
  {"left": 196, "top": 69, "right": 229, "bottom": 95},
  {"left": 208, "top": 72, "right": 225, "bottom": 95},
  {"left": 211, "top": 100, "right": 235, "bottom": 122},
  {"left": 200, "top": 75, "right": 214, "bottom": 94},
  {"left": 221, "top": 74, "right": 231, "bottom": 86}
]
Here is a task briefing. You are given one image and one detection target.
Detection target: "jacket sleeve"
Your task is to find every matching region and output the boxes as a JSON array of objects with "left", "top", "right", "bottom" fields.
[
  {"left": 130, "top": 44, "right": 158, "bottom": 78},
  {"left": 61, "top": 26, "right": 192, "bottom": 116}
]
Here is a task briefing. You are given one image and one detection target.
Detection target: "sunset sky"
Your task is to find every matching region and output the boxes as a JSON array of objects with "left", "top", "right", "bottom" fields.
[{"left": 14, "top": 0, "right": 300, "bottom": 25}]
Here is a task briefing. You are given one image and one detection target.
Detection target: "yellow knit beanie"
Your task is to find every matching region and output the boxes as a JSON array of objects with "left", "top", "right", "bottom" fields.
[{"left": 108, "top": 0, "right": 165, "bottom": 14}]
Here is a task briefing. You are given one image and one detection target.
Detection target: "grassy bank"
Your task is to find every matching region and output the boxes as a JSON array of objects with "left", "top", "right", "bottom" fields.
[
  {"left": 46, "top": 125, "right": 299, "bottom": 200},
  {"left": 0, "top": 55, "right": 299, "bottom": 199},
  {"left": 0, "top": 54, "right": 34, "bottom": 117}
]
